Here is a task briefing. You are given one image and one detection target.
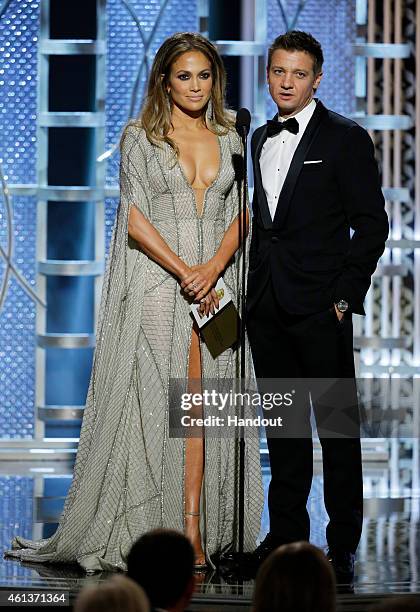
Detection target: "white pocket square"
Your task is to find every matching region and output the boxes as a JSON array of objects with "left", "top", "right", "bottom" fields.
[{"left": 303, "top": 159, "right": 323, "bottom": 164}]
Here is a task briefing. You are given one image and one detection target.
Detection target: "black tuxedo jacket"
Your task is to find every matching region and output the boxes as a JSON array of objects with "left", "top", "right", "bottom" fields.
[{"left": 247, "top": 100, "right": 389, "bottom": 316}]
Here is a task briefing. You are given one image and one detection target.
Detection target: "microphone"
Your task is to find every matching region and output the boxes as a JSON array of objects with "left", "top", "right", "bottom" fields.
[{"left": 236, "top": 107, "right": 251, "bottom": 138}]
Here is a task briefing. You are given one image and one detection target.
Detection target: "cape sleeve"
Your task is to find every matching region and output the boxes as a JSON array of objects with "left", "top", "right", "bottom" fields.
[
  {"left": 7, "top": 127, "right": 156, "bottom": 551},
  {"left": 119, "top": 124, "right": 152, "bottom": 221},
  {"left": 88, "top": 125, "right": 152, "bottom": 410}
]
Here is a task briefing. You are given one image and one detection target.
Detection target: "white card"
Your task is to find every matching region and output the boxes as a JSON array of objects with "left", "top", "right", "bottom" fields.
[{"left": 190, "top": 277, "right": 232, "bottom": 329}]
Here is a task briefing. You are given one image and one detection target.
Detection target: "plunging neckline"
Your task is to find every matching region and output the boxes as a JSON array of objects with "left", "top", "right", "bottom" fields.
[{"left": 173, "top": 132, "right": 223, "bottom": 220}]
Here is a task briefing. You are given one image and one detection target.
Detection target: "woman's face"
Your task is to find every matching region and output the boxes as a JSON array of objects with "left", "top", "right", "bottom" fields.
[{"left": 166, "top": 50, "right": 213, "bottom": 116}]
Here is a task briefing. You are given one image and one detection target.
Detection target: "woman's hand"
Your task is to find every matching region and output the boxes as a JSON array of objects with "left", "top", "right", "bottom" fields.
[
  {"left": 180, "top": 258, "right": 223, "bottom": 301},
  {"left": 198, "top": 288, "right": 220, "bottom": 317},
  {"left": 178, "top": 266, "right": 193, "bottom": 287}
]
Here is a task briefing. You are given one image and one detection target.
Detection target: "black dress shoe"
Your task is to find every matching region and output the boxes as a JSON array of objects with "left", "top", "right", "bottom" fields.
[
  {"left": 220, "top": 533, "right": 284, "bottom": 573},
  {"left": 326, "top": 548, "right": 355, "bottom": 585}
]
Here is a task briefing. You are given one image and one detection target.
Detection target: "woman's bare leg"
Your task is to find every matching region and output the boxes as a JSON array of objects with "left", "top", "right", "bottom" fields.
[{"left": 184, "top": 322, "right": 206, "bottom": 565}]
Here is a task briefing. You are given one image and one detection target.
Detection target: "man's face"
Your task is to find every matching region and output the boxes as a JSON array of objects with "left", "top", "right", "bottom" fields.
[{"left": 267, "top": 48, "right": 322, "bottom": 118}]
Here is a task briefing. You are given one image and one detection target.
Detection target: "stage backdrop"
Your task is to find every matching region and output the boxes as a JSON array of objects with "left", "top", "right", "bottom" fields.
[
  {"left": 0, "top": 0, "right": 419, "bottom": 577},
  {"left": 0, "top": 0, "right": 418, "bottom": 455}
]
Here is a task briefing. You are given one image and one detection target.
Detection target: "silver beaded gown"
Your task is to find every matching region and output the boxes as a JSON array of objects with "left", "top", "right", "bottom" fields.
[{"left": 5, "top": 124, "right": 264, "bottom": 573}]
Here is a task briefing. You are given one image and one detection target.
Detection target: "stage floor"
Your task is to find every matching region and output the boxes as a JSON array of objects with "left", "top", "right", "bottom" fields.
[{"left": 1, "top": 458, "right": 419, "bottom": 610}]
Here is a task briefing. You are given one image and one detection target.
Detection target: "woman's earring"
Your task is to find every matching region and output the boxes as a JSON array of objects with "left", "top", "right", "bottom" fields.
[
  {"left": 206, "top": 97, "right": 214, "bottom": 123},
  {"left": 166, "top": 90, "right": 172, "bottom": 112}
]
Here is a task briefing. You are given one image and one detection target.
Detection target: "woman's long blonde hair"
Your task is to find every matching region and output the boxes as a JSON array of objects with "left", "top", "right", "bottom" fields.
[
  {"left": 252, "top": 542, "right": 336, "bottom": 612},
  {"left": 74, "top": 575, "right": 150, "bottom": 612},
  {"left": 126, "top": 32, "right": 234, "bottom": 151}
]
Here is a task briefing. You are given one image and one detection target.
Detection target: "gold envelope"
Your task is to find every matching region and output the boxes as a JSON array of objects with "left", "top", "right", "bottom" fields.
[{"left": 200, "top": 302, "right": 240, "bottom": 359}]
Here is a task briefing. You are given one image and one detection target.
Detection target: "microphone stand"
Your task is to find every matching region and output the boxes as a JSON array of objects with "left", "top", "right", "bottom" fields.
[{"left": 237, "top": 122, "right": 248, "bottom": 556}]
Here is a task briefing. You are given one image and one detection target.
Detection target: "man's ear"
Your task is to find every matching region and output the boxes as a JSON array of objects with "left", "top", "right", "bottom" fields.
[{"left": 313, "top": 71, "right": 323, "bottom": 91}]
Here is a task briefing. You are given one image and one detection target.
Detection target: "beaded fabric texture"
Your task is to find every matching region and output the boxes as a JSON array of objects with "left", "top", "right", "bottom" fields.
[{"left": 4, "top": 125, "right": 264, "bottom": 573}]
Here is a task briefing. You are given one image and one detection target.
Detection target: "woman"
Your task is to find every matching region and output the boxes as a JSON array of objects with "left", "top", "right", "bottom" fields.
[
  {"left": 5, "top": 32, "right": 263, "bottom": 572},
  {"left": 74, "top": 575, "right": 150, "bottom": 612},
  {"left": 253, "top": 542, "right": 336, "bottom": 612}
]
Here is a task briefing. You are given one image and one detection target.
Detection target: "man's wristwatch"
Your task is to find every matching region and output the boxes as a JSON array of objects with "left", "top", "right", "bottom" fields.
[{"left": 335, "top": 299, "right": 349, "bottom": 313}]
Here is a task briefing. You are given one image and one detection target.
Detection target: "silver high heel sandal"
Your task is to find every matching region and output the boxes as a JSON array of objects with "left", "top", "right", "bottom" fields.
[{"left": 185, "top": 511, "right": 208, "bottom": 570}]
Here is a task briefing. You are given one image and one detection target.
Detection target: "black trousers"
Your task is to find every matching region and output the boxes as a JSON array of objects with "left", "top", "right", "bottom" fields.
[{"left": 246, "top": 279, "right": 363, "bottom": 553}]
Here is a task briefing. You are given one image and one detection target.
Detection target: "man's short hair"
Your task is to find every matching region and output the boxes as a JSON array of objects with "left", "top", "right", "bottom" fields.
[
  {"left": 268, "top": 30, "right": 324, "bottom": 74},
  {"left": 127, "top": 529, "right": 194, "bottom": 609}
]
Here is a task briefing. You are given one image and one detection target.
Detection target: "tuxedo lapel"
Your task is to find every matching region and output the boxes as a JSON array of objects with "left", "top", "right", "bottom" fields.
[
  {"left": 253, "top": 125, "right": 273, "bottom": 229},
  {"left": 272, "top": 100, "right": 327, "bottom": 229}
]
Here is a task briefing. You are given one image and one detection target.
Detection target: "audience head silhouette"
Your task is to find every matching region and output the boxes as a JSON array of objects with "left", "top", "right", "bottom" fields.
[
  {"left": 253, "top": 541, "right": 335, "bottom": 612},
  {"left": 74, "top": 574, "right": 150, "bottom": 612},
  {"left": 127, "top": 529, "right": 195, "bottom": 612}
]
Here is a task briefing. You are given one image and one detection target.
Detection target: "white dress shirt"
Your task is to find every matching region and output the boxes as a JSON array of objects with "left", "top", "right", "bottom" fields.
[{"left": 260, "top": 99, "right": 316, "bottom": 220}]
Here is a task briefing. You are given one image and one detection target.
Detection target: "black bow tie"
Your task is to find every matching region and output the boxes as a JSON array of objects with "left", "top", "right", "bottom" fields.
[{"left": 266, "top": 117, "right": 299, "bottom": 137}]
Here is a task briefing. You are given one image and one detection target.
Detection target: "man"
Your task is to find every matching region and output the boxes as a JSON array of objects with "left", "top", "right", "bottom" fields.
[
  {"left": 127, "top": 529, "right": 195, "bottom": 612},
  {"left": 241, "top": 31, "right": 388, "bottom": 582}
]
